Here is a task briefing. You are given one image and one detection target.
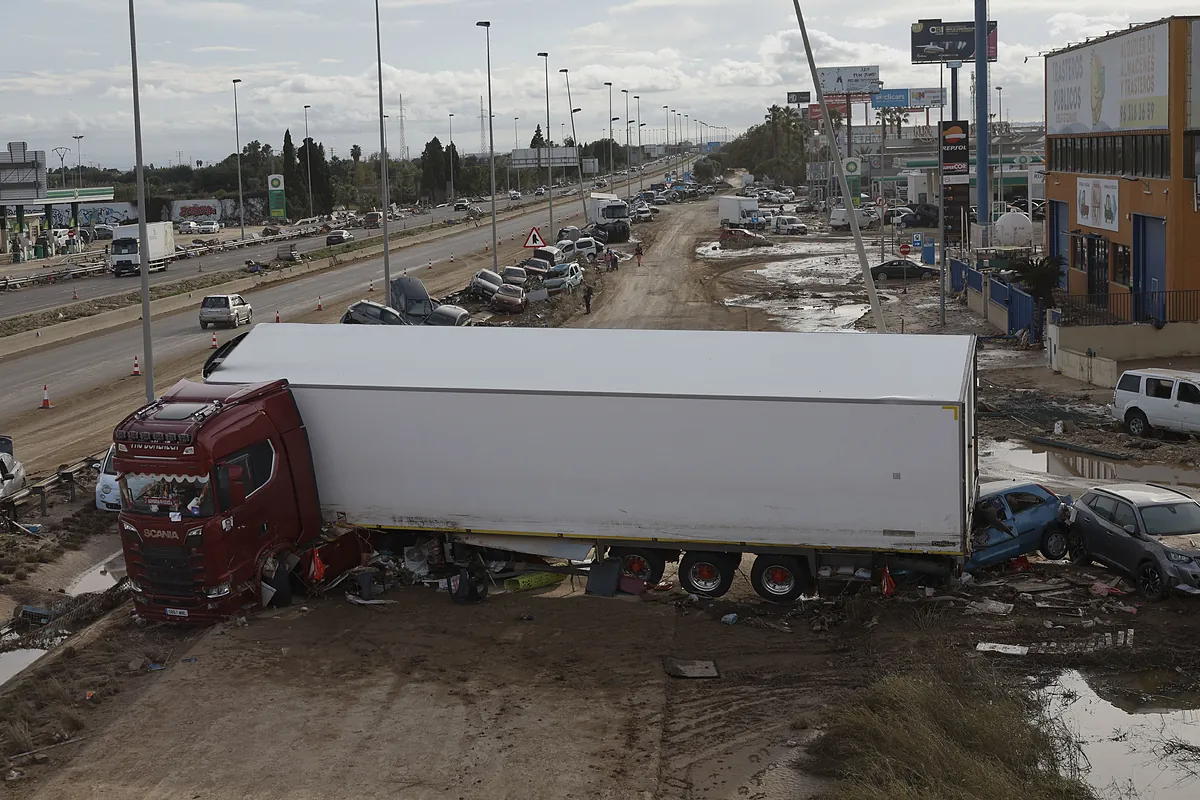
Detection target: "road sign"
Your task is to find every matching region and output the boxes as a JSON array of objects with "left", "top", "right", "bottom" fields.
[
  {"left": 911, "top": 232, "right": 923, "bottom": 247},
  {"left": 899, "top": 243, "right": 912, "bottom": 256},
  {"left": 875, "top": 196, "right": 885, "bottom": 207},
  {"left": 523, "top": 227, "right": 546, "bottom": 248}
]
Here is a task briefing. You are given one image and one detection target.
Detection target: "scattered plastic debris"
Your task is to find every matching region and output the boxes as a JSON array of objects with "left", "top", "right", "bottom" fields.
[
  {"left": 720, "top": 613, "right": 738, "bottom": 625},
  {"left": 976, "top": 642, "right": 1029, "bottom": 656}
]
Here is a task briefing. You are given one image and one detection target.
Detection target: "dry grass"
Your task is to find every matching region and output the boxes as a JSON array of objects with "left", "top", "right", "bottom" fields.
[
  {"left": 805, "top": 655, "right": 1095, "bottom": 800},
  {"left": 2, "top": 720, "right": 34, "bottom": 754}
]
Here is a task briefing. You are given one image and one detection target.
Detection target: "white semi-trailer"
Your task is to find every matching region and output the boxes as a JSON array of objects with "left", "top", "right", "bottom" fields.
[{"left": 110, "top": 222, "right": 175, "bottom": 277}]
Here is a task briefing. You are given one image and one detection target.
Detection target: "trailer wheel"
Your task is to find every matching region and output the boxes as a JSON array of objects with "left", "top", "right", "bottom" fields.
[
  {"left": 750, "top": 555, "right": 811, "bottom": 603},
  {"left": 612, "top": 548, "right": 666, "bottom": 586},
  {"left": 679, "top": 551, "right": 735, "bottom": 598}
]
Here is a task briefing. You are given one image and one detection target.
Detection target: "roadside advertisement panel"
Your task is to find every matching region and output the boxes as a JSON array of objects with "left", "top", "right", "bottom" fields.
[
  {"left": 786, "top": 91, "right": 811, "bottom": 104},
  {"left": 1046, "top": 23, "right": 1169, "bottom": 134},
  {"left": 1076, "top": 177, "right": 1120, "bottom": 232},
  {"left": 511, "top": 147, "right": 581, "bottom": 168},
  {"left": 911, "top": 19, "right": 997, "bottom": 63},
  {"left": 816, "top": 66, "right": 880, "bottom": 94},
  {"left": 872, "top": 88, "right": 946, "bottom": 109},
  {"left": 807, "top": 99, "right": 849, "bottom": 120},
  {"left": 941, "top": 121, "right": 970, "bottom": 244},
  {"left": 267, "top": 174, "right": 286, "bottom": 219}
]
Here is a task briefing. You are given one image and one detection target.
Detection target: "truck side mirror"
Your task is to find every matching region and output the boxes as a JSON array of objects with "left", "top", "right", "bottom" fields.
[{"left": 227, "top": 464, "right": 248, "bottom": 507}]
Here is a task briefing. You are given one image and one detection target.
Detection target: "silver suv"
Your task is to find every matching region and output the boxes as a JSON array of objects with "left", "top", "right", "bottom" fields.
[
  {"left": 199, "top": 294, "right": 252, "bottom": 329},
  {"left": 1068, "top": 483, "right": 1200, "bottom": 600}
]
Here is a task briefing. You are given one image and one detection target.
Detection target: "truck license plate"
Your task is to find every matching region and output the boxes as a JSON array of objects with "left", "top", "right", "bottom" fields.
[{"left": 165, "top": 608, "right": 189, "bottom": 618}]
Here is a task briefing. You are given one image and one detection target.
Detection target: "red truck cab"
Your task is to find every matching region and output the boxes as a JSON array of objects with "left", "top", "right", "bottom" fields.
[{"left": 113, "top": 379, "right": 323, "bottom": 624}]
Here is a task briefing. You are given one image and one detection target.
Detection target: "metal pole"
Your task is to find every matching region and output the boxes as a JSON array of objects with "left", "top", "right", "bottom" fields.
[
  {"left": 664, "top": 106, "right": 670, "bottom": 168},
  {"left": 561, "top": 70, "right": 587, "bottom": 217},
  {"left": 478, "top": 21, "right": 498, "bottom": 274},
  {"left": 232, "top": 80, "right": 245, "bottom": 240},
  {"left": 788, "top": 0, "right": 885, "bottom": 333},
  {"left": 128, "top": 0, "right": 154, "bottom": 404},
  {"left": 72, "top": 135, "right": 83, "bottom": 189},
  {"left": 974, "top": 0, "right": 989, "bottom": 245},
  {"left": 622, "top": 89, "right": 630, "bottom": 185},
  {"left": 52, "top": 147, "right": 69, "bottom": 189},
  {"left": 635, "top": 95, "right": 643, "bottom": 194},
  {"left": 375, "top": 0, "right": 392, "bottom": 294},
  {"left": 514, "top": 117, "right": 520, "bottom": 194},
  {"left": 448, "top": 113, "right": 455, "bottom": 201},
  {"left": 939, "top": 63, "right": 946, "bottom": 327},
  {"left": 996, "top": 86, "right": 1004, "bottom": 214},
  {"left": 304, "top": 105, "right": 314, "bottom": 218},
  {"left": 605, "top": 82, "right": 613, "bottom": 177},
  {"left": 539, "top": 53, "right": 553, "bottom": 237}
]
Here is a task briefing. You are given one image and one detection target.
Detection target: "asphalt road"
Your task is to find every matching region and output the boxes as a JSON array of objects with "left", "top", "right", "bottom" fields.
[{"left": 0, "top": 167, "right": 670, "bottom": 427}]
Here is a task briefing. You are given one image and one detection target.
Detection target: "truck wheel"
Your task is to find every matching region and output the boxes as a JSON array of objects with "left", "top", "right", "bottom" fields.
[
  {"left": 1126, "top": 409, "right": 1150, "bottom": 437},
  {"left": 265, "top": 565, "right": 292, "bottom": 608},
  {"left": 750, "top": 555, "right": 812, "bottom": 603},
  {"left": 612, "top": 548, "right": 666, "bottom": 586},
  {"left": 679, "top": 551, "right": 735, "bottom": 598}
]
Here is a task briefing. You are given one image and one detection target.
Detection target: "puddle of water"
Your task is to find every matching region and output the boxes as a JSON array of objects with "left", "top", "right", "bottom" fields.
[
  {"left": 1044, "top": 669, "right": 1200, "bottom": 799},
  {"left": 750, "top": 254, "right": 862, "bottom": 285},
  {"left": 697, "top": 239, "right": 855, "bottom": 260},
  {"left": 66, "top": 550, "right": 126, "bottom": 596},
  {"left": 726, "top": 293, "right": 867, "bottom": 333},
  {"left": 988, "top": 440, "right": 1200, "bottom": 489},
  {"left": 0, "top": 648, "right": 47, "bottom": 685}
]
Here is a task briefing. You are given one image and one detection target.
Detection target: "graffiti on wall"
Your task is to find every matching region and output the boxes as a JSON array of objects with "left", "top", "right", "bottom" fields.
[
  {"left": 166, "top": 197, "right": 266, "bottom": 223},
  {"left": 3, "top": 202, "right": 140, "bottom": 227}
]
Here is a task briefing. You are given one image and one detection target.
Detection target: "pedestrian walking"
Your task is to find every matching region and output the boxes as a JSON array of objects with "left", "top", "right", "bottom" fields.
[
  {"left": 635, "top": 242, "right": 644, "bottom": 267},
  {"left": 583, "top": 283, "right": 593, "bottom": 314}
]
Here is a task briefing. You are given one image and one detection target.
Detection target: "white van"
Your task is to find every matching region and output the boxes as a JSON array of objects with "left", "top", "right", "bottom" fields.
[
  {"left": 1111, "top": 369, "right": 1200, "bottom": 437},
  {"left": 532, "top": 245, "right": 566, "bottom": 265},
  {"left": 828, "top": 207, "right": 879, "bottom": 231}
]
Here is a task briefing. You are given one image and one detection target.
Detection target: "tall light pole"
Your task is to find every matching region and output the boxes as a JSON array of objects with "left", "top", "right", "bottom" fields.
[
  {"left": 996, "top": 85, "right": 1005, "bottom": 214},
  {"left": 634, "top": 95, "right": 643, "bottom": 193},
  {"left": 538, "top": 52, "right": 554, "bottom": 237},
  {"left": 604, "top": 81, "right": 613, "bottom": 176},
  {"left": 513, "top": 116, "right": 520, "bottom": 194},
  {"left": 448, "top": 113, "right": 455, "bottom": 202},
  {"left": 52, "top": 147, "right": 70, "bottom": 189},
  {"left": 303, "top": 104, "right": 314, "bottom": 218},
  {"left": 663, "top": 105, "right": 670, "bottom": 168},
  {"left": 127, "top": 1, "right": 154, "bottom": 403},
  {"left": 232, "top": 80, "right": 245, "bottom": 240},
  {"left": 621, "top": 89, "right": 631, "bottom": 184},
  {"left": 477, "top": 21, "right": 498, "bottom": 274},
  {"left": 684, "top": 113, "right": 689, "bottom": 173},
  {"left": 560, "top": 68, "right": 587, "bottom": 216},
  {"left": 374, "top": 0, "right": 392, "bottom": 294},
  {"left": 72, "top": 135, "right": 84, "bottom": 189}
]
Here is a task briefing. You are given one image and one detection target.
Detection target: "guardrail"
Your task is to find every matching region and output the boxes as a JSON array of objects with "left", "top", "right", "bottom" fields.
[{"left": 0, "top": 449, "right": 106, "bottom": 522}]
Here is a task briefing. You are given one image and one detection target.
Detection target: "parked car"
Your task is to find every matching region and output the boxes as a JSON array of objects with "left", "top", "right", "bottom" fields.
[
  {"left": 557, "top": 226, "right": 580, "bottom": 243},
  {"left": 884, "top": 206, "right": 913, "bottom": 224},
  {"left": 0, "top": 436, "right": 27, "bottom": 503},
  {"left": 632, "top": 206, "right": 653, "bottom": 222},
  {"left": 573, "top": 236, "right": 602, "bottom": 260},
  {"left": 423, "top": 305, "right": 471, "bottom": 326},
  {"left": 964, "top": 480, "right": 1070, "bottom": 570},
  {"left": 652, "top": 194, "right": 671, "bottom": 205},
  {"left": 828, "top": 207, "right": 879, "bottom": 231},
  {"left": 1111, "top": 369, "right": 1200, "bottom": 438},
  {"left": 522, "top": 257, "right": 553, "bottom": 278},
  {"left": 508, "top": 189, "right": 522, "bottom": 200},
  {"left": 197, "top": 221, "right": 220, "bottom": 234},
  {"left": 339, "top": 300, "right": 407, "bottom": 325},
  {"left": 468, "top": 269, "right": 505, "bottom": 298},
  {"left": 543, "top": 264, "right": 583, "bottom": 293},
  {"left": 390, "top": 275, "right": 436, "bottom": 324},
  {"left": 177, "top": 221, "right": 199, "bottom": 234},
  {"left": 93, "top": 444, "right": 121, "bottom": 511},
  {"left": 326, "top": 229, "right": 353, "bottom": 245},
  {"left": 489, "top": 283, "right": 528, "bottom": 313},
  {"left": 870, "top": 259, "right": 939, "bottom": 282},
  {"left": 198, "top": 294, "right": 253, "bottom": 329},
  {"left": 501, "top": 266, "right": 528, "bottom": 287},
  {"left": 534, "top": 187, "right": 546, "bottom": 196},
  {"left": 1067, "top": 484, "right": 1200, "bottom": 600},
  {"left": 453, "top": 199, "right": 471, "bottom": 211},
  {"left": 93, "top": 224, "right": 115, "bottom": 240}
]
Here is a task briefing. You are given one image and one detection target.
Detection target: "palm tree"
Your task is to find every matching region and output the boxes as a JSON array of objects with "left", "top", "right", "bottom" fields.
[
  {"left": 350, "top": 144, "right": 362, "bottom": 164},
  {"left": 764, "top": 104, "right": 787, "bottom": 158}
]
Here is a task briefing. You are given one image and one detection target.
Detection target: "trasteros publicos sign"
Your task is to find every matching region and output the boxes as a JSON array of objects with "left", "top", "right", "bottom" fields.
[
  {"left": 171, "top": 199, "right": 220, "bottom": 222},
  {"left": 1045, "top": 23, "right": 1168, "bottom": 134}
]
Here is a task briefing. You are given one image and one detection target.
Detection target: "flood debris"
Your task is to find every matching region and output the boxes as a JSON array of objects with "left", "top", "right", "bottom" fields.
[{"left": 662, "top": 657, "right": 719, "bottom": 679}]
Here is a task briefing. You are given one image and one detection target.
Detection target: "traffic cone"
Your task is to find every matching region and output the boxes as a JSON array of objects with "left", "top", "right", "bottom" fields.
[
  {"left": 132, "top": 356, "right": 141, "bottom": 376},
  {"left": 210, "top": 332, "right": 218, "bottom": 349},
  {"left": 39, "top": 385, "right": 52, "bottom": 410},
  {"left": 72, "top": 286, "right": 78, "bottom": 300},
  {"left": 317, "top": 296, "right": 324, "bottom": 311},
  {"left": 427, "top": 259, "right": 433, "bottom": 270},
  {"left": 369, "top": 280, "right": 374, "bottom": 293},
  {"left": 449, "top": 252, "right": 454, "bottom": 263},
  {"left": 275, "top": 311, "right": 280, "bottom": 323}
]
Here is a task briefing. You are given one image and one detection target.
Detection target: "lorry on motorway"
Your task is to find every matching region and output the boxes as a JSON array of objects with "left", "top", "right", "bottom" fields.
[
  {"left": 110, "top": 222, "right": 175, "bottom": 277},
  {"left": 718, "top": 196, "right": 764, "bottom": 229},
  {"left": 584, "top": 192, "right": 631, "bottom": 243},
  {"left": 110, "top": 325, "right": 979, "bottom": 623}
]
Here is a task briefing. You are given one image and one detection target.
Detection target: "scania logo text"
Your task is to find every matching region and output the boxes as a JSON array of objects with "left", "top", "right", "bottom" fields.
[{"left": 142, "top": 529, "right": 180, "bottom": 540}]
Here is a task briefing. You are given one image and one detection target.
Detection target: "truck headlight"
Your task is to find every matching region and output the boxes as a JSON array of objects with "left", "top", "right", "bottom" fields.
[
  {"left": 1167, "top": 551, "right": 1194, "bottom": 564},
  {"left": 205, "top": 581, "right": 231, "bottom": 598}
]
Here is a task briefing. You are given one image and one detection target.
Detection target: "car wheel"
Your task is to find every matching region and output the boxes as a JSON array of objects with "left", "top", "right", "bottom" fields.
[
  {"left": 1067, "top": 530, "right": 1093, "bottom": 566},
  {"left": 1040, "top": 525, "right": 1069, "bottom": 561},
  {"left": 232, "top": 313, "right": 240, "bottom": 328},
  {"left": 246, "top": 310, "right": 253, "bottom": 326},
  {"left": 200, "top": 321, "right": 208, "bottom": 330},
  {"left": 1136, "top": 561, "right": 1166, "bottom": 601},
  {"left": 1126, "top": 409, "right": 1151, "bottom": 437},
  {"left": 873, "top": 271, "right": 888, "bottom": 282},
  {"left": 921, "top": 270, "right": 936, "bottom": 279}
]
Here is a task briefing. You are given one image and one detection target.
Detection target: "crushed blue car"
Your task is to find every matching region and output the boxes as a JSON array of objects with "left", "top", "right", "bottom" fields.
[{"left": 965, "top": 481, "right": 1072, "bottom": 571}]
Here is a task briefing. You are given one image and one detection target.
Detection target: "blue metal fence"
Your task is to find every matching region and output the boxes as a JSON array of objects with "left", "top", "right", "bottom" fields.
[
  {"left": 966, "top": 267, "right": 984, "bottom": 292},
  {"left": 950, "top": 259, "right": 968, "bottom": 292},
  {"left": 1007, "top": 285, "right": 1041, "bottom": 340},
  {"left": 988, "top": 279, "right": 1010, "bottom": 306}
]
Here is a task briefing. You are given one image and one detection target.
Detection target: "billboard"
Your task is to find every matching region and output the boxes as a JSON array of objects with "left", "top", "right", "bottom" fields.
[
  {"left": 786, "top": 91, "right": 811, "bottom": 104},
  {"left": 1193, "top": 21, "right": 1200, "bottom": 128},
  {"left": 581, "top": 158, "right": 599, "bottom": 175},
  {"left": 872, "top": 88, "right": 946, "bottom": 109},
  {"left": 807, "top": 99, "right": 849, "bottom": 120},
  {"left": 1046, "top": 23, "right": 1169, "bottom": 134},
  {"left": 267, "top": 174, "right": 286, "bottom": 219},
  {"left": 511, "top": 146, "right": 581, "bottom": 168},
  {"left": 817, "top": 66, "right": 880, "bottom": 94},
  {"left": 940, "top": 121, "right": 970, "bottom": 184},
  {"left": 1076, "top": 177, "right": 1120, "bottom": 232},
  {"left": 911, "top": 19, "right": 997, "bottom": 64}
]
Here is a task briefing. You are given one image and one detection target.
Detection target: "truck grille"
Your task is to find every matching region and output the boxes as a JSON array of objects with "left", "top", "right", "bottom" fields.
[{"left": 136, "top": 543, "right": 200, "bottom": 598}]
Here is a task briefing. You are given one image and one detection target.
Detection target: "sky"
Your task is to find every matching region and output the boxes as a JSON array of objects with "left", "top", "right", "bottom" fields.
[{"left": 0, "top": 0, "right": 1183, "bottom": 170}]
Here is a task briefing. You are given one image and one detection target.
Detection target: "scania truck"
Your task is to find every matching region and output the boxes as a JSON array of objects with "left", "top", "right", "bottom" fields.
[{"left": 111, "top": 324, "right": 978, "bottom": 624}]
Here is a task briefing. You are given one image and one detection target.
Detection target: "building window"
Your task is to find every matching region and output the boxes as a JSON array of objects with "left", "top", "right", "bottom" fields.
[
  {"left": 1072, "top": 237, "right": 1086, "bottom": 272},
  {"left": 1112, "top": 244, "right": 1131, "bottom": 286}
]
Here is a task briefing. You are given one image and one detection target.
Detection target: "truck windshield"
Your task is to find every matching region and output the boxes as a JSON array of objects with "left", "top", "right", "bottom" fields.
[
  {"left": 111, "top": 239, "right": 139, "bottom": 255},
  {"left": 120, "top": 473, "right": 214, "bottom": 518},
  {"left": 602, "top": 206, "right": 628, "bottom": 220}
]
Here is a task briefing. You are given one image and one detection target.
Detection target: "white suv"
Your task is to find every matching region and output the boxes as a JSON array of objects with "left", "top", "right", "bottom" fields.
[{"left": 1112, "top": 368, "right": 1200, "bottom": 437}]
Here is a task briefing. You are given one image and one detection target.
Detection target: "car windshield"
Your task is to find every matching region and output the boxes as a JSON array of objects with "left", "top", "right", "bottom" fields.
[
  {"left": 202, "top": 297, "right": 229, "bottom": 308},
  {"left": 425, "top": 310, "right": 459, "bottom": 326},
  {"left": 1140, "top": 502, "right": 1200, "bottom": 536},
  {"left": 497, "top": 285, "right": 521, "bottom": 296},
  {"left": 503, "top": 268, "right": 524, "bottom": 278},
  {"left": 120, "top": 473, "right": 214, "bottom": 518}
]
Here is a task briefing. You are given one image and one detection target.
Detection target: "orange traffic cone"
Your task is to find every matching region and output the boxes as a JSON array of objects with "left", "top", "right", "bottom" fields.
[
  {"left": 369, "top": 280, "right": 374, "bottom": 293},
  {"left": 450, "top": 252, "right": 455, "bottom": 263},
  {"left": 132, "top": 356, "right": 141, "bottom": 376},
  {"left": 275, "top": 311, "right": 280, "bottom": 323},
  {"left": 427, "top": 259, "right": 433, "bottom": 270},
  {"left": 210, "top": 332, "right": 218, "bottom": 349},
  {"left": 317, "top": 295, "right": 324, "bottom": 311},
  {"left": 72, "top": 286, "right": 78, "bottom": 300},
  {"left": 39, "top": 384, "right": 52, "bottom": 410}
]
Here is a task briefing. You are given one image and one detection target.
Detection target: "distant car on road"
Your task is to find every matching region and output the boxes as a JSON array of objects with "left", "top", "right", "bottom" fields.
[
  {"left": 423, "top": 305, "right": 471, "bottom": 326},
  {"left": 177, "top": 221, "right": 199, "bottom": 234},
  {"left": 198, "top": 294, "right": 253, "bottom": 329},
  {"left": 339, "top": 300, "right": 407, "bottom": 325},
  {"left": 508, "top": 189, "right": 522, "bottom": 200},
  {"left": 489, "top": 283, "right": 528, "bottom": 313},
  {"left": 326, "top": 230, "right": 353, "bottom": 246},
  {"left": 534, "top": 187, "right": 545, "bottom": 196},
  {"left": 1067, "top": 484, "right": 1200, "bottom": 600},
  {"left": 454, "top": 199, "right": 471, "bottom": 211},
  {"left": 870, "top": 259, "right": 939, "bottom": 282}
]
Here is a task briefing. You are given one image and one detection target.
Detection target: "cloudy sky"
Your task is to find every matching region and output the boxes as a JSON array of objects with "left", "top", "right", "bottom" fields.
[{"left": 0, "top": 0, "right": 1176, "bottom": 169}]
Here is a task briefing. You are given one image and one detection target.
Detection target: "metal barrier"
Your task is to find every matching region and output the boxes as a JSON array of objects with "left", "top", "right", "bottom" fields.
[
  {"left": 0, "top": 449, "right": 106, "bottom": 521},
  {"left": 988, "top": 279, "right": 1010, "bottom": 306},
  {"left": 1057, "top": 289, "right": 1200, "bottom": 326},
  {"left": 965, "top": 267, "right": 984, "bottom": 293},
  {"left": 950, "top": 259, "right": 968, "bottom": 292}
]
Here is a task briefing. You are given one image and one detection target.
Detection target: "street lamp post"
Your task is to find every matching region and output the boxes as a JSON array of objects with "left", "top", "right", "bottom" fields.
[
  {"left": 996, "top": 85, "right": 1004, "bottom": 214},
  {"left": 634, "top": 95, "right": 643, "bottom": 193},
  {"left": 663, "top": 105, "right": 669, "bottom": 166},
  {"left": 52, "top": 147, "right": 69, "bottom": 189},
  {"left": 374, "top": 0, "right": 392, "bottom": 294},
  {"left": 538, "top": 52, "right": 554, "bottom": 237},
  {"left": 621, "top": 89, "right": 631, "bottom": 183},
  {"left": 684, "top": 113, "right": 689, "bottom": 173},
  {"left": 560, "top": 68, "right": 588, "bottom": 216},
  {"left": 232, "top": 80, "right": 245, "bottom": 240},
  {"left": 71, "top": 135, "right": 84, "bottom": 189},
  {"left": 604, "top": 81, "right": 613, "bottom": 176},
  {"left": 513, "top": 116, "right": 520, "bottom": 194},
  {"left": 448, "top": 113, "right": 455, "bottom": 202},
  {"left": 477, "top": 21, "right": 498, "bottom": 275},
  {"left": 303, "top": 104, "right": 314, "bottom": 218},
  {"left": 127, "top": 0, "right": 154, "bottom": 403}
]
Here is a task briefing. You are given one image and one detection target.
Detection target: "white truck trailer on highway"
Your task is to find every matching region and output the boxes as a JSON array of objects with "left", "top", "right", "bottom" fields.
[
  {"left": 718, "top": 196, "right": 763, "bottom": 229},
  {"left": 110, "top": 222, "right": 175, "bottom": 277}
]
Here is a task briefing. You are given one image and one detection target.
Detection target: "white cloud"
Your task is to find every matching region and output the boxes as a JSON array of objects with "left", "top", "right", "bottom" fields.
[
  {"left": 192, "top": 46, "right": 256, "bottom": 53},
  {"left": 846, "top": 18, "right": 887, "bottom": 30},
  {"left": 320, "top": 58, "right": 345, "bottom": 64},
  {"left": 1046, "top": 12, "right": 1131, "bottom": 40}
]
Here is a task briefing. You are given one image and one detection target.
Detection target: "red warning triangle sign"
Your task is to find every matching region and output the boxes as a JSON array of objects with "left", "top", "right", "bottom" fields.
[{"left": 523, "top": 227, "right": 546, "bottom": 248}]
